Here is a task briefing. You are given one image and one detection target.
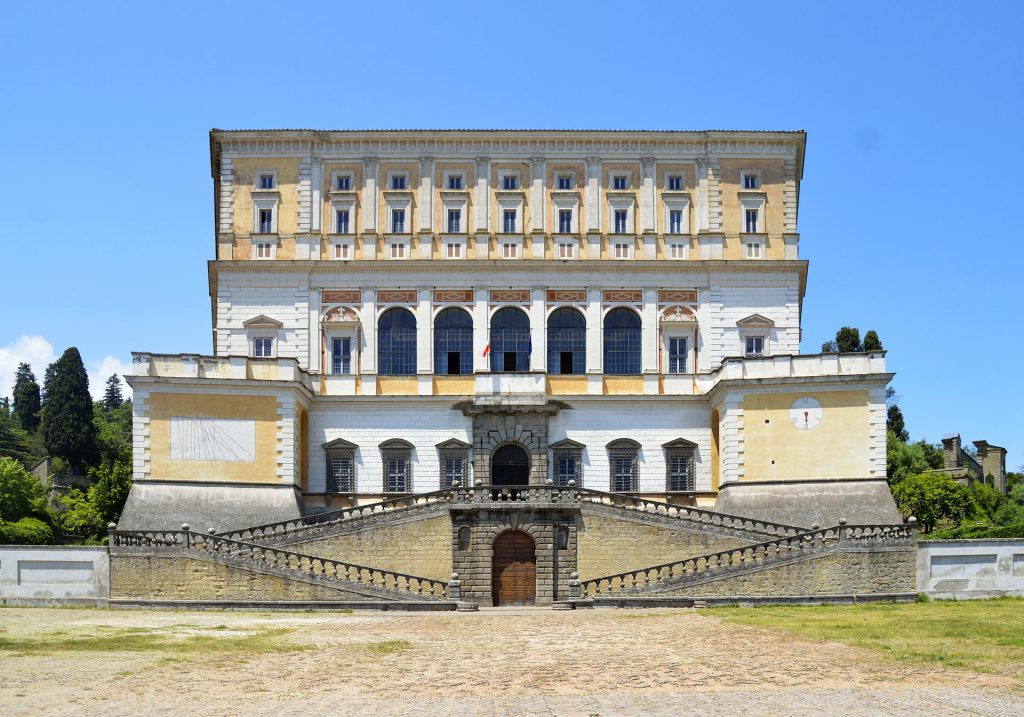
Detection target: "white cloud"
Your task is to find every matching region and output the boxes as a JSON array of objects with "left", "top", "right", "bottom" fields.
[
  {"left": 88, "top": 355, "right": 134, "bottom": 401},
  {"left": 0, "top": 335, "right": 56, "bottom": 402},
  {"left": 0, "top": 335, "right": 133, "bottom": 403}
]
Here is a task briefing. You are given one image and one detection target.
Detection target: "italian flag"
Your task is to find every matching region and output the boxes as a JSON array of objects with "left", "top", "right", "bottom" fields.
[{"left": 482, "top": 344, "right": 490, "bottom": 357}]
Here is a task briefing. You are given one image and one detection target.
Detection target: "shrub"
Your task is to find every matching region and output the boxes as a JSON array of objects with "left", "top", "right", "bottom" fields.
[
  {"left": 0, "top": 456, "right": 44, "bottom": 521},
  {"left": 0, "top": 517, "right": 54, "bottom": 545},
  {"left": 892, "top": 472, "right": 978, "bottom": 532}
]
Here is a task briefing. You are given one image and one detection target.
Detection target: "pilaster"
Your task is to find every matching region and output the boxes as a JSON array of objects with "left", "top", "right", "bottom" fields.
[{"left": 474, "top": 156, "right": 490, "bottom": 232}]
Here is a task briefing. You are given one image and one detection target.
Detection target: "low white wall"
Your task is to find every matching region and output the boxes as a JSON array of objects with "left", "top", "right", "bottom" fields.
[
  {"left": 0, "top": 546, "right": 109, "bottom": 605},
  {"left": 918, "top": 539, "right": 1024, "bottom": 599}
]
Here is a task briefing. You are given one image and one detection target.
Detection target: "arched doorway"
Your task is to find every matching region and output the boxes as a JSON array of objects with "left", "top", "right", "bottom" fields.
[
  {"left": 491, "top": 444, "right": 529, "bottom": 486},
  {"left": 492, "top": 530, "right": 536, "bottom": 606}
]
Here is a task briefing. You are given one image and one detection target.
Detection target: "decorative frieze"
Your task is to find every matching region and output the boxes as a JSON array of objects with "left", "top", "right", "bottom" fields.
[
  {"left": 377, "top": 290, "right": 418, "bottom": 303},
  {"left": 322, "top": 290, "right": 362, "bottom": 304},
  {"left": 603, "top": 290, "right": 642, "bottom": 303},
  {"left": 434, "top": 290, "right": 474, "bottom": 303},
  {"left": 490, "top": 289, "right": 530, "bottom": 303},
  {"left": 658, "top": 290, "right": 698, "bottom": 303},
  {"left": 546, "top": 289, "right": 586, "bottom": 303}
]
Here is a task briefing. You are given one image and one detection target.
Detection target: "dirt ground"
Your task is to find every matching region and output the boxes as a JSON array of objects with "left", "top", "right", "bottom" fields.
[{"left": 1, "top": 606, "right": 1022, "bottom": 716}]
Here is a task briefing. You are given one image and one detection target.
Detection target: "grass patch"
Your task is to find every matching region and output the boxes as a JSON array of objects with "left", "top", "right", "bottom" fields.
[
  {"left": 0, "top": 626, "right": 310, "bottom": 658},
  {"left": 366, "top": 639, "right": 412, "bottom": 655},
  {"left": 705, "top": 598, "right": 1024, "bottom": 681}
]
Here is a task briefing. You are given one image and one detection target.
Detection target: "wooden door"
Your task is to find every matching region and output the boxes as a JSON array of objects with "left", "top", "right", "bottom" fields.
[{"left": 492, "top": 530, "right": 536, "bottom": 606}]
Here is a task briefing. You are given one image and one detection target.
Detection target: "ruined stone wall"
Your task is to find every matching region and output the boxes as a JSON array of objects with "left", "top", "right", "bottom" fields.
[
  {"left": 110, "top": 553, "right": 376, "bottom": 601},
  {"left": 652, "top": 548, "right": 916, "bottom": 597},
  {"left": 576, "top": 507, "right": 749, "bottom": 581},
  {"left": 281, "top": 514, "right": 453, "bottom": 582}
]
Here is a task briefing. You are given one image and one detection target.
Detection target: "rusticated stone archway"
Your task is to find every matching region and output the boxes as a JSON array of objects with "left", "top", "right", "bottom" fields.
[{"left": 457, "top": 398, "right": 564, "bottom": 487}]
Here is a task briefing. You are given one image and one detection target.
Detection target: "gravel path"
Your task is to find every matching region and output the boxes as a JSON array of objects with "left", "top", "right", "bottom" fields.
[{"left": 1, "top": 607, "right": 1021, "bottom": 716}]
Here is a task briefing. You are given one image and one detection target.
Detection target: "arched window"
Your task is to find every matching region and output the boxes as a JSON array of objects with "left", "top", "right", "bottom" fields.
[
  {"left": 378, "top": 307, "right": 416, "bottom": 376},
  {"left": 434, "top": 307, "right": 473, "bottom": 375},
  {"left": 603, "top": 308, "right": 641, "bottom": 375},
  {"left": 547, "top": 307, "right": 586, "bottom": 375},
  {"left": 489, "top": 307, "right": 530, "bottom": 372}
]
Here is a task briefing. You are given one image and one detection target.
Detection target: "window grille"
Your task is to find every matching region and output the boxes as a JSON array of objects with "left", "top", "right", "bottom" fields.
[
  {"left": 440, "top": 454, "right": 466, "bottom": 488},
  {"left": 331, "top": 337, "right": 352, "bottom": 375},
  {"left": 553, "top": 449, "right": 581, "bottom": 487},
  {"left": 546, "top": 307, "right": 586, "bottom": 375},
  {"left": 608, "top": 446, "right": 638, "bottom": 492},
  {"left": 668, "top": 337, "right": 687, "bottom": 374},
  {"left": 326, "top": 450, "right": 355, "bottom": 493},
  {"left": 603, "top": 308, "right": 641, "bottom": 375},
  {"left": 666, "top": 446, "right": 695, "bottom": 492},
  {"left": 434, "top": 307, "right": 473, "bottom": 375},
  {"left": 378, "top": 308, "right": 417, "bottom": 375},
  {"left": 383, "top": 450, "right": 411, "bottom": 492},
  {"left": 490, "top": 307, "right": 530, "bottom": 372}
]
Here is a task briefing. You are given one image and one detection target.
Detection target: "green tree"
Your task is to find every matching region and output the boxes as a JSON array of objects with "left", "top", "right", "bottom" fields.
[
  {"left": 12, "top": 362, "right": 41, "bottom": 432},
  {"left": 887, "top": 404, "right": 909, "bottom": 443},
  {"left": 0, "top": 456, "right": 43, "bottom": 521},
  {"left": 102, "top": 374, "right": 124, "bottom": 411},
  {"left": 862, "top": 330, "right": 883, "bottom": 351},
  {"left": 59, "top": 461, "right": 132, "bottom": 541},
  {"left": 0, "top": 410, "right": 34, "bottom": 465},
  {"left": 886, "top": 431, "right": 943, "bottom": 484},
  {"left": 971, "top": 482, "right": 1007, "bottom": 521},
  {"left": 40, "top": 348, "right": 98, "bottom": 473},
  {"left": 891, "top": 472, "right": 978, "bottom": 532},
  {"left": 94, "top": 399, "right": 132, "bottom": 467},
  {"left": 835, "top": 326, "right": 861, "bottom": 353}
]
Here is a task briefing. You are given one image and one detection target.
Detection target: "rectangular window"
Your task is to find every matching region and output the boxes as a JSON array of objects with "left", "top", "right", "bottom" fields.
[
  {"left": 384, "top": 455, "right": 409, "bottom": 492},
  {"left": 502, "top": 242, "right": 518, "bottom": 259},
  {"left": 666, "top": 448, "right": 694, "bottom": 492},
  {"left": 745, "top": 241, "right": 762, "bottom": 259},
  {"left": 557, "top": 174, "right": 573, "bottom": 190},
  {"left": 441, "top": 455, "right": 465, "bottom": 488},
  {"left": 335, "top": 175, "right": 351, "bottom": 190},
  {"left": 257, "top": 208, "right": 273, "bottom": 233},
  {"left": 446, "top": 242, "right": 462, "bottom": 259},
  {"left": 333, "top": 242, "right": 351, "bottom": 260},
  {"left": 667, "top": 175, "right": 683, "bottom": 191},
  {"left": 613, "top": 175, "right": 628, "bottom": 190},
  {"left": 391, "top": 209, "right": 406, "bottom": 233},
  {"left": 743, "top": 173, "right": 759, "bottom": 189},
  {"left": 503, "top": 209, "right": 517, "bottom": 233},
  {"left": 253, "top": 337, "right": 273, "bottom": 357},
  {"left": 390, "top": 242, "right": 406, "bottom": 259},
  {"left": 336, "top": 209, "right": 350, "bottom": 234},
  {"left": 614, "top": 242, "right": 630, "bottom": 259},
  {"left": 331, "top": 337, "right": 352, "bottom": 375},
  {"left": 609, "top": 450, "right": 637, "bottom": 492},
  {"left": 668, "top": 337, "right": 687, "bottom": 374},
  {"left": 745, "top": 336, "right": 765, "bottom": 356},
  {"left": 669, "top": 242, "right": 686, "bottom": 259},
  {"left": 258, "top": 173, "right": 275, "bottom": 190},
  {"left": 558, "top": 209, "right": 573, "bottom": 233},
  {"left": 744, "top": 208, "right": 758, "bottom": 233},
  {"left": 391, "top": 175, "right": 407, "bottom": 190},
  {"left": 669, "top": 209, "right": 683, "bottom": 234},
  {"left": 327, "top": 452, "right": 354, "bottom": 492},
  {"left": 554, "top": 451, "right": 580, "bottom": 487},
  {"left": 502, "top": 175, "right": 518, "bottom": 190},
  {"left": 447, "top": 209, "right": 461, "bottom": 233},
  {"left": 255, "top": 242, "right": 273, "bottom": 259},
  {"left": 558, "top": 242, "right": 575, "bottom": 259},
  {"left": 614, "top": 209, "right": 628, "bottom": 234},
  {"left": 447, "top": 175, "right": 463, "bottom": 190}
]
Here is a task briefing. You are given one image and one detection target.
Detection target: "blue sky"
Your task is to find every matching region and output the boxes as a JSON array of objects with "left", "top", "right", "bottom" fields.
[{"left": 0, "top": 1, "right": 1021, "bottom": 469}]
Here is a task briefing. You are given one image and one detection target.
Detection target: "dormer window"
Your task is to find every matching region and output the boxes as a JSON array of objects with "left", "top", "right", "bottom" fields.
[
  {"left": 391, "top": 174, "right": 407, "bottom": 190},
  {"left": 253, "top": 337, "right": 274, "bottom": 358},
  {"left": 501, "top": 174, "right": 519, "bottom": 190},
  {"left": 745, "top": 336, "right": 765, "bottom": 356}
]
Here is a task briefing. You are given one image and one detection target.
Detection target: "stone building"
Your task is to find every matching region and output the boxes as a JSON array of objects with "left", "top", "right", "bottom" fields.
[
  {"left": 938, "top": 434, "right": 1008, "bottom": 493},
  {"left": 114, "top": 130, "right": 912, "bottom": 607}
]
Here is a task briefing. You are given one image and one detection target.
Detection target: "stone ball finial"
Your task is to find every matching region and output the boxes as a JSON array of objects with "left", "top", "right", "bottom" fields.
[
  {"left": 451, "top": 479, "right": 460, "bottom": 488},
  {"left": 181, "top": 523, "right": 191, "bottom": 532},
  {"left": 908, "top": 516, "right": 917, "bottom": 524},
  {"left": 811, "top": 523, "right": 820, "bottom": 530},
  {"left": 451, "top": 572, "right": 460, "bottom": 580},
  {"left": 545, "top": 478, "right": 553, "bottom": 486},
  {"left": 107, "top": 522, "right": 117, "bottom": 530},
  {"left": 475, "top": 479, "right": 483, "bottom": 487},
  {"left": 838, "top": 518, "right": 847, "bottom": 525},
  {"left": 570, "top": 572, "right": 579, "bottom": 580},
  {"left": 208, "top": 527, "right": 216, "bottom": 534},
  {"left": 568, "top": 479, "right": 577, "bottom": 487}
]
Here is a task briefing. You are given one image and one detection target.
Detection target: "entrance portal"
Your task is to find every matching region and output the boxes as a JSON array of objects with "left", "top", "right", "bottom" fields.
[
  {"left": 492, "top": 530, "right": 536, "bottom": 606},
  {"left": 491, "top": 444, "right": 529, "bottom": 486}
]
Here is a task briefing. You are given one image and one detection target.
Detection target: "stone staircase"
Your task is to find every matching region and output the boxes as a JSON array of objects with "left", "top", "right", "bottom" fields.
[
  {"left": 109, "top": 528, "right": 450, "bottom": 602},
  {"left": 577, "top": 523, "right": 917, "bottom": 599}
]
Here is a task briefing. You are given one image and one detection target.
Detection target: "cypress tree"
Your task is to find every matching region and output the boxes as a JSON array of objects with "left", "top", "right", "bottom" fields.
[
  {"left": 863, "top": 330, "right": 883, "bottom": 351},
  {"left": 102, "top": 374, "right": 124, "bottom": 411},
  {"left": 40, "top": 348, "right": 98, "bottom": 473},
  {"left": 834, "top": 327, "right": 862, "bottom": 353},
  {"left": 12, "top": 363, "right": 41, "bottom": 432}
]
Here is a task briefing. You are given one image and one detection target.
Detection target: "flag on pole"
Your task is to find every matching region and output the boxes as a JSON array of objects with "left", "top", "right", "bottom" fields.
[{"left": 482, "top": 344, "right": 490, "bottom": 357}]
